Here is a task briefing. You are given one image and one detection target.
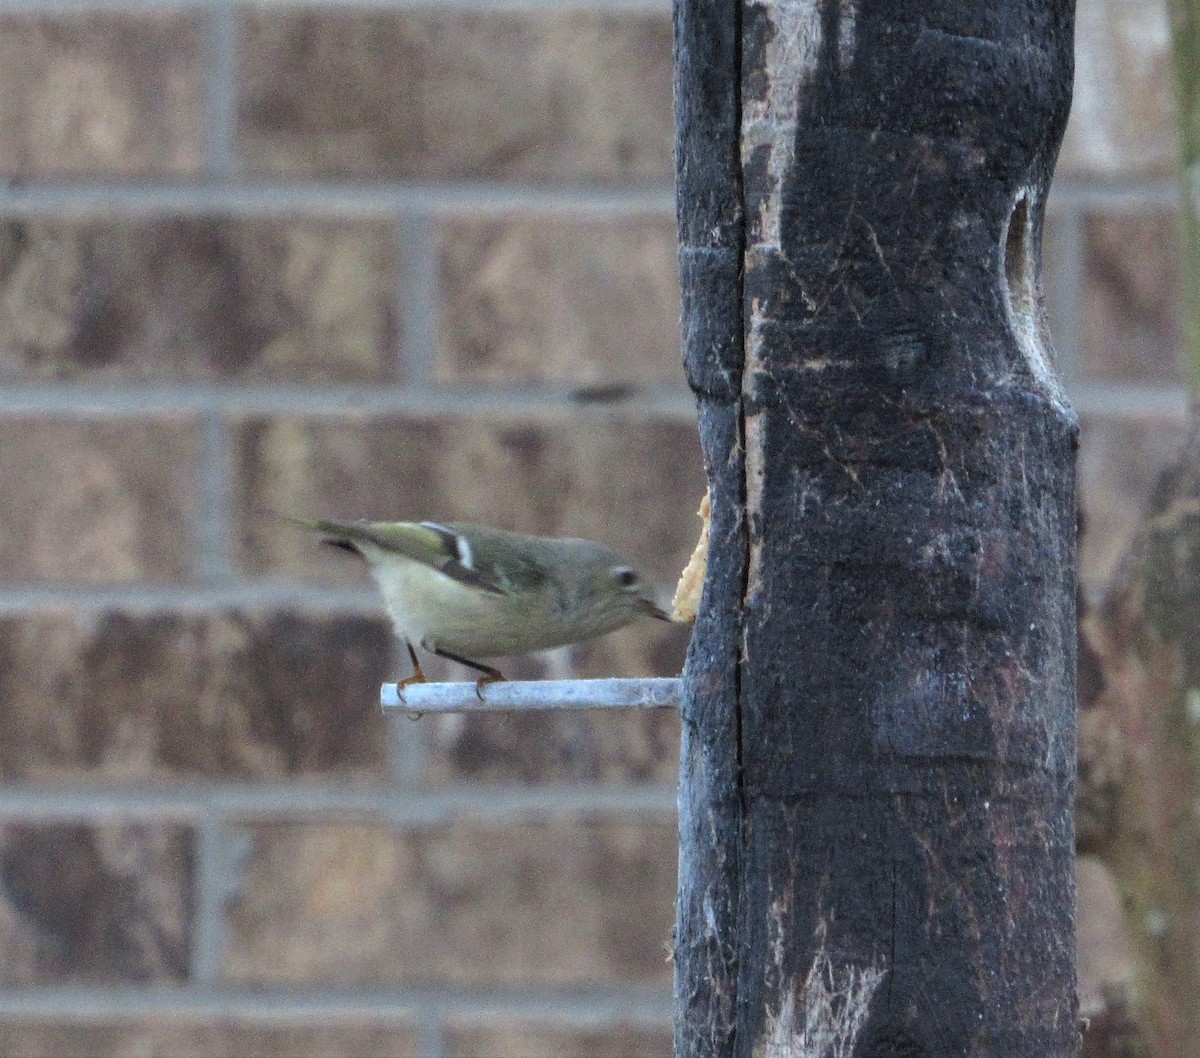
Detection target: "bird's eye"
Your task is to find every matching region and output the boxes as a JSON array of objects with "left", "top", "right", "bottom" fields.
[{"left": 611, "top": 567, "right": 639, "bottom": 588}]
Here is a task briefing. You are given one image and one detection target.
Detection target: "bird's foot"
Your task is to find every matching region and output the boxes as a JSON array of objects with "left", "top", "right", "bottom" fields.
[
  {"left": 396, "top": 663, "right": 428, "bottom": 718},
  {"left": 474, "top": 670, "right": 507, "bottom": 701}
]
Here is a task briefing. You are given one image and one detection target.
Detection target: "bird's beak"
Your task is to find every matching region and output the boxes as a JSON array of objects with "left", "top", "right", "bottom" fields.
[{"left": 644, "top": 599, "right": 674, "bottom": 622}]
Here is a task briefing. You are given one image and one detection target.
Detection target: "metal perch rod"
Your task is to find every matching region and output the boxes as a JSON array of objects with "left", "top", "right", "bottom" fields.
[{"left": 380, "top": 677, "right": 681, "bottom": 713}]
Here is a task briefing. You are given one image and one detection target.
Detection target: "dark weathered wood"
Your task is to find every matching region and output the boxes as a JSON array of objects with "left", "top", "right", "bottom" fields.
[
  {"left": 674, "top": 2, "right": 1079, "bottom": 1055},
  {"left": 672, "top": 1, "right": 745, "bottom": 1054}
]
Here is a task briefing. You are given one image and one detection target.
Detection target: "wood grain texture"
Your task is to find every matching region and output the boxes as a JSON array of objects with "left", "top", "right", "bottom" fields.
[{"left": 674, "top": 1, "right": 1080, "bottom": 1054}]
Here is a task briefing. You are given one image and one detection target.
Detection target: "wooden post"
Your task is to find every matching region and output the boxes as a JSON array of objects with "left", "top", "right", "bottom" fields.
[{"left": 674, "top": 2, "right": 1079, "bottom": 1055}]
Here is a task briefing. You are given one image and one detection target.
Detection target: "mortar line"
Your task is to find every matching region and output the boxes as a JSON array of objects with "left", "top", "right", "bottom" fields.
[
  {"left": 417, "top": 1007, "right": 449, "bottom": 1058},
  {"left": 190, "top": 817, "right": 234, "bottom": 985},
  {"left": 0, "top": 0, "right": 193, "bottom": 7},
  {"left": 195, "top": 411, "right": 235, "bottom": 585},
  {"left": 1047, "top": 178, "right": 1180, "bottom": 209},
  {"left": 395, "top": 210, "right": 440, "bottom": 388},
  {"left": 1066, "top": 381, "right": 1191, "bottom": 420},
  {"left": 0, "top": 0, "right": 670, "bottom": 10},
  {"left": 0, "top": 985, "right": 675, "bottom": 1022},
  {"left": 205, "top": 0, "right": 241, "bottom": 177},
  {"left": 0, "top": 182, "right": 676, "bottom": 216},
  {"left": 0, "top": 782, "right": 680, "bottom": 822},
  {"left": 0, "top": 381, "right": 696, "bottom": 416},
  {"left": 0, "top": 582, "right": 381, "bottom": 613}
]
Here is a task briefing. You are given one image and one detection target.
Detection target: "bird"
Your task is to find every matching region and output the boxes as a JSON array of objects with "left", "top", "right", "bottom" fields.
[{"left": 287, "top": 517, "right": 672, "bottom": 696}]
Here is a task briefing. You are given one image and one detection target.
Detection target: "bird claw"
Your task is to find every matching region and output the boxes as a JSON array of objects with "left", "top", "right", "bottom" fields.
[
  {"left": 473, "top": 672, "right": 507, "bottom": 701},
  {"left": 396, "top": 668, "right": 428, "bottom": 719}
]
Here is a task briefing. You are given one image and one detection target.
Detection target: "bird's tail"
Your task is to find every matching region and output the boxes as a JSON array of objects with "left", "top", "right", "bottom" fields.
[{"left": 272, "top": 512, "right": 367, "bottom": 554}]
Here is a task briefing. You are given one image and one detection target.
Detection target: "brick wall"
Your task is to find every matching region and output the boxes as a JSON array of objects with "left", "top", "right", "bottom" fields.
[
  {"left": 1055, "top": 0, "right": 1189, "bottom": 596},
  {"left": 0, "top": 0, "right": 1185, "bottom": 1055}
]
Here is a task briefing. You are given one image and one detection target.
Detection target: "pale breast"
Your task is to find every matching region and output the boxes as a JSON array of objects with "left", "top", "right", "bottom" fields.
[{"left": 368, "top": 558, "right": 476, "bottom": 638}]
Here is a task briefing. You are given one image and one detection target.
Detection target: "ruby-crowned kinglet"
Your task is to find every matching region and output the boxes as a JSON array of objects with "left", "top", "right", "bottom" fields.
[{"left": 288, "top": 517, "right": 672, "bottom": 694}]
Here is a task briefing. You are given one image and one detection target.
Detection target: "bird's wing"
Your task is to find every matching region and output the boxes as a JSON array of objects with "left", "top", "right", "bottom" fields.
[
  {"left": 441, "top": 523, "right": 553, "bottom": 594},
  {"left": 289, "top": 517, "right": 546, "bottom": 596}
]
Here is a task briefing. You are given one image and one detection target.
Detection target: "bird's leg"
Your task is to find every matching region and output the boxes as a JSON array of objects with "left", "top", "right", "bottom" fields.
[
  {"left": 395, "top": 641, "right": 428, "bottom": 703},
  {"left": 430, "top": 647, "right": 506, "bottom": 700}
]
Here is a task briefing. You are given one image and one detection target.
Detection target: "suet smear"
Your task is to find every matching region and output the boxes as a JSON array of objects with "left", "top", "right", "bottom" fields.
[{"left": 672, "top": 489, "right": 711, "bottom": 624}]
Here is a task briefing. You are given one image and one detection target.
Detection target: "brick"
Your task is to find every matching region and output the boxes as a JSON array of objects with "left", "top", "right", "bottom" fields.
[
  {"left": 422, "top": 702, "right": 681, "bottom": 786},
  {"left": 234, "top": 412, "right": 706, "bottom": 587},
  {"left": 223, "top": 818, "right": 677, "bottom": 988},
  {"left": 1058, "top": 0, "right": 1177, "bottom": 178},
  {"left": 420, "top": 624, "right": 686, "bottom": 785},
  {"left": 1079, "top": 209, "right": 1184, "bottom": 385},
  {"left": 0, "top": 822, "right": 190, "bottom": 985},
  {"left": 447, "top": 1021, "right": 672, "bottom": 1058},
  {"left": 1079, "top": 414, "right": 1188, "bottom": 595},
  {"left": 0, "top": 218, "right": 400, "bottom": 384},
  {"left": 0, "top": 1021, "right": 418, "bottom": 1058},
  {"left": 0, "top": 610, "right": 392, "bottom": 781},
  {"left": 436, "top": 214, "right": 682, "bottom": 384},
  {"left": 0, "top": 12, "right": 205, "bottom": 178},
  {"left": 236, "top": 10, "right": 673, "bottom": 181},
  {"left": 0, "top": 417, "right": 199, "bottom": 584}
]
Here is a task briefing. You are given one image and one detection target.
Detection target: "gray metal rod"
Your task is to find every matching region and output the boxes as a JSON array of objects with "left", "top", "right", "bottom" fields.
[{"left": 380, "top": 677, "right": 681, "bottom": 713}]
